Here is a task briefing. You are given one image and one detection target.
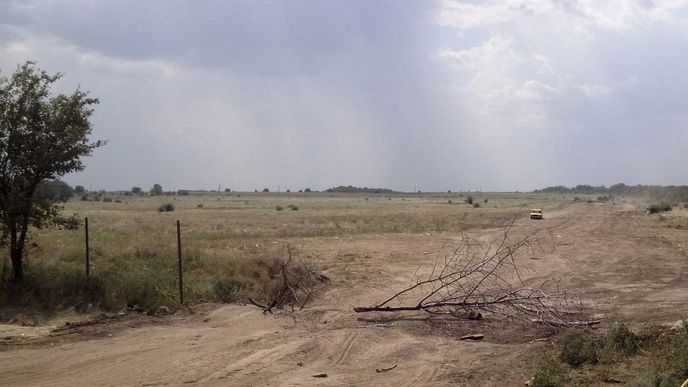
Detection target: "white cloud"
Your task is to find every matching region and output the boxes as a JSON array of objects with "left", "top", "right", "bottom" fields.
[
  {"left": 514, "top": 79, "right": 560, "bottom": 101},
  {"left": 437, "top": 0, "right": 688, "bottom": 32},
  {"left": 439, "top": 36, "right": 561, "bottom": 114}
]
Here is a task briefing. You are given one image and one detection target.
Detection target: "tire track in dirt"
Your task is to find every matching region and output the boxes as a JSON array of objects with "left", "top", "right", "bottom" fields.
[{"left": 329, "top": 331, "right": 358, "bottom": 366}]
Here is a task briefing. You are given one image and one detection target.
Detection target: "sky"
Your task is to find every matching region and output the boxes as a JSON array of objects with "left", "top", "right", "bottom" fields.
[{"left": 1, "top": 0, "right": 687, "bottom": 192}]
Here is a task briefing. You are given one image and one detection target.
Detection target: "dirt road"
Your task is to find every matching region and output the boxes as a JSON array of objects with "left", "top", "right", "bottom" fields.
[{"left": 1, "top": 202, "right": 687, "bottom": 386}]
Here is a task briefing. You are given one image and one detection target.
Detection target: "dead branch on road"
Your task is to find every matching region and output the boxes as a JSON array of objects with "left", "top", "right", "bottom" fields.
[
  {"left": 354, "top": 224, "right": 586, "bottom": 326},
  {"left": 250, "top": 245, "right": 318, "bottom": 314}
]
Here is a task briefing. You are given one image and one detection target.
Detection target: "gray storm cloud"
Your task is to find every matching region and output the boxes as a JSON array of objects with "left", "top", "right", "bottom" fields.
[{"left": 1, "top": 0, "right": 687, "bottom": 191}]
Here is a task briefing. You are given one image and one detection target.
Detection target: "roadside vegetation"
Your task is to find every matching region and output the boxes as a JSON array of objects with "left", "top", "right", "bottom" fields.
[
  {"left": 0, "top": 191, "right": 544, "bottom": 321},
  {"left": 526, "top": 322, "right": 688, "bottom": 386}
]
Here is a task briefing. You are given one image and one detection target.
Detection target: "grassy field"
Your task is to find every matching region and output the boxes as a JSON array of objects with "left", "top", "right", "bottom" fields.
[{"left": 1, "top": 191, "right": 579, "bottom": 318}]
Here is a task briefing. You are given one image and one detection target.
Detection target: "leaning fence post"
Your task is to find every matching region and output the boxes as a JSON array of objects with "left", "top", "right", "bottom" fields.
[
  {"left": 177, "top": 220, "right": 184, "bottom": 304},
  {"left": 85, "top": 217, "right": 90, "bottom": 277}
]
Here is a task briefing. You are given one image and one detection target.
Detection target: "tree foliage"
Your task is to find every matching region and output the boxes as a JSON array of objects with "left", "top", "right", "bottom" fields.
[
  {"left": 0, "top": 62, "right": 103, "bottom": 281},
  {"left": 150, "top": 183, "right": 162, "bottom": 195}
]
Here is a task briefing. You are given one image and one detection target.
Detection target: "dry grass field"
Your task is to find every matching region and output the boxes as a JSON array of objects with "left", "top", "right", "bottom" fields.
[{"left": 1, "top": 192, "right": 687, "bottom": 385}]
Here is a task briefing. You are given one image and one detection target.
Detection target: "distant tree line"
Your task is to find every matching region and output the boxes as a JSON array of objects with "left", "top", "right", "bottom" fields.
[
  {"left": 325, "top": 185, "right": 396, "bottom": 194},
  {"left": 536, "top": 184, "right": 688, "bottom": 202}
]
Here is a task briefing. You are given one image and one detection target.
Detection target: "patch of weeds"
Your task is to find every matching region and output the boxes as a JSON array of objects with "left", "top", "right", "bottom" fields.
[
  {"left": 647, "top": 202, "right": 672, "bottom": 214},
  {"left": 275, "top": 205, "right": 284, "bottom": 211},
  {"left": 213, "top": 278, "right": 242, "bottom": 302},
  {"left": 645, "top": 322, "right": 688, "bottom": 385},
  {"left": 158, "top": 203, "right": 175, "bottom": 212},
  {"left": 559, "top": 330, "right": 600, "bottom": 366},
  {"left": 529, "top": 352, "right": 567, "bottom": 386},
  {"left": 604, "top": 323, "right": 639, "bottom": 358}
]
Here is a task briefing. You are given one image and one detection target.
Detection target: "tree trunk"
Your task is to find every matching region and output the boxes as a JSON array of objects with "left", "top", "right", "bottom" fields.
[
  {"left": 9, "top": 227, "right": 23, "bottom": 282},
  {"left": 10, "top": 245, "right": 23, "bottom": 282}
]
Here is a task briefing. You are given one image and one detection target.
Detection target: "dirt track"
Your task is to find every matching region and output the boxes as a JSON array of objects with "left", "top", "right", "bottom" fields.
[{"left": 1, "top": 202, "right": 687, "bottom": 386}]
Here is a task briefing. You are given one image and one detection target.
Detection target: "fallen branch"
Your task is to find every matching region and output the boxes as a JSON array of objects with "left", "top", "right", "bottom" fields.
[
  {"left": 531, "top": 318, "right": 601, "bottom": 327},
  {"left": 459, "top": 334, "right": 484, "bottom": 341},
  {"left": 376, "top": 364, "right": 397, "bottom": 373},
  {"left": 354, "top": 224, "right": 586, "bottom": 326}
]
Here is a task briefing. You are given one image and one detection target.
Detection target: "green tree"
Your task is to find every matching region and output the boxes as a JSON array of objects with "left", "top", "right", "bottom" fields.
[
  {"left": 74, "top": 185, "right": 85, "bottom": 195},
  {"left": 34, "top": 180, "right": 74, "bottom": 201},
  {"left": 131, "top": 186, "right": 142, "bottom": 195},
  {"left": 150, "top": 183, "right": 162, "bottom": 195},
  {"left": 0, "top": 62, "right": 103, "bottom": 281}
]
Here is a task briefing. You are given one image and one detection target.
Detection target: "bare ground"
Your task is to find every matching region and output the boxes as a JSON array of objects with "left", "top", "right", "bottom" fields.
[{"left": 1, "top": 201, "right": 687, "bottom": 386}]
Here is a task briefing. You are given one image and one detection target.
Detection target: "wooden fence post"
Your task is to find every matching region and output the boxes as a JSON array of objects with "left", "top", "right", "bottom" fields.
[
  {"left": 177, "top": 220, "right": 184, "bottom": 304},
  {"left": 85, "top": 217, "right": 90, "bottom": 277}
]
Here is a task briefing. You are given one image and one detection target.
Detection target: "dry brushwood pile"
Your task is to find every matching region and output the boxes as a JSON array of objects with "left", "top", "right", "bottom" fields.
[
  {"left": 354, "top": 226, "right": 595, "bottom": 327},
  {"left": 248, "top": 246, "right": 322, "bottom": 314}
]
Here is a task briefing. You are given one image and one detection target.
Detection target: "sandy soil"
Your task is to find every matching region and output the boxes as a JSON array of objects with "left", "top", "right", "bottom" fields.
[{"left": 1, "top": 201, "right": 687, "bottom": 386}]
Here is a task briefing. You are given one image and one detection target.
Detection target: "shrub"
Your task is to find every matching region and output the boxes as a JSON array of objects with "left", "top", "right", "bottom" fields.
[
  {"left": 197, "top": 204, "right": 204, "bottom": 208},
  {"left": 560, "top": 331, "right": 600, "bottom": 365},
  {"left": 606, "top": 324, "right": 639, "bottom": 357},
  {"left": 275, "top": 205, "right": 284, "bottom": 211},
  {"left": 484, "top": 198, "right": 488, "bottom": 203},
  {"left": 213, "top": 278, "right": 242, "bottom": 302},
  {"left": 447, "top": 200, "right": 452, "bottom": 204},
  {"left": 102, "top": 197, "right": 113, "bottom": 202},
  {"left": 647, "top": 202, "right": 672, "bottom": 214},
  {"left": 473, "top": 202, "right": 480, "bottom": 208},
  {"left": 158, "top": 203, "right": 175, "bottom": 212},
  {"left": 530, "top": 353, "right": 567, "bottom": 387},
  {"left": 465, "top": 196, "right": 474, "bottom": 204},
  {"left": 288, "top": 204, "right": 299, "bottom": 211}
]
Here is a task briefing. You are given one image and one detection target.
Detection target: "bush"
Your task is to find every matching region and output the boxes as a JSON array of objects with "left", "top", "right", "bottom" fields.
[
  {"left": 530, "top": 353, "right": 567, "bottom": 387},
  {"left": 275, "top": 205, "right": 284, "bottom": 211},
  {"left": 560, "top": 331, "right": 600, "bottom": 365},
  {"left": 465, "top": 196, "right": 474, "bottom": 204},
  {"left": 647, "top": 202, "right": 672, "bottom": 214},
  {"left": 288, "top": 204, "right": 299, "bottom": 211},
  {"left": 473, "top": 202, "right": 481, "bottom": 208},
  {"left": 158, "top": 203, "right": 175, "bottom": 212},
  {"left": 213, "top": 278, "right": 242, "bottom": 302},
  {"left": 606, "top": 324, "right": 639, "bottom": 357},
  {"left": 102, "top": 197, "right": 113, "bottom": 203}
]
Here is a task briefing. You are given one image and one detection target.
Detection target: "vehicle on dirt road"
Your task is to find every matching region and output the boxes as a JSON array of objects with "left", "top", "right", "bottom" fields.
[{"left": 530, "top": 209, "right": 543, "bottom": 219}]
